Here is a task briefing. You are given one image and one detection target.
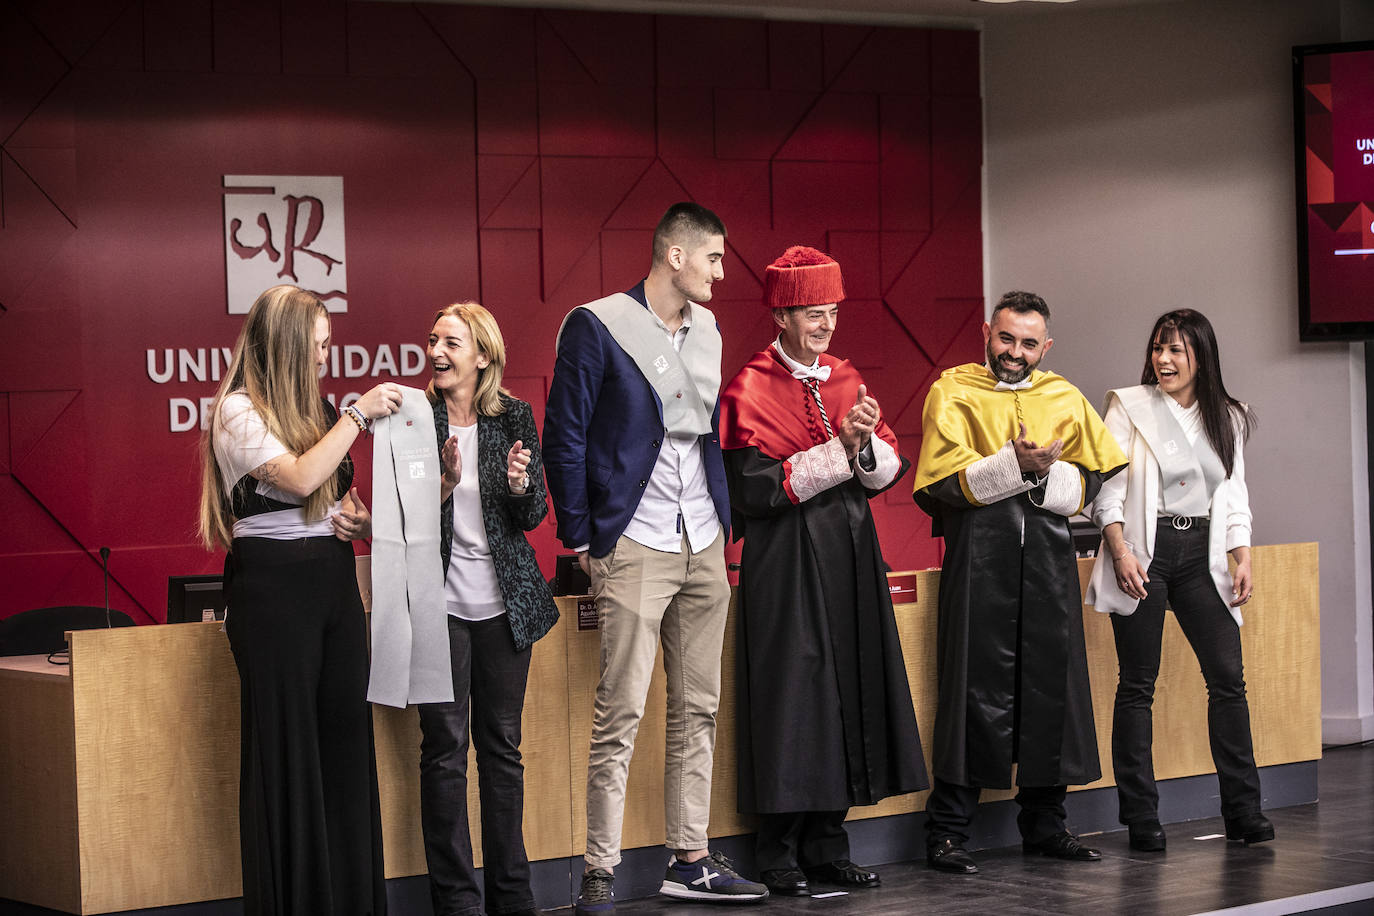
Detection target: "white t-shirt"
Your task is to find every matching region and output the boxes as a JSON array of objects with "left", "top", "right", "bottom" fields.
[
  {"left": 444, "top": 423, "right": 505, "bottom": 620},
  {"left": 213, "top": 391, "right": 338, "bottom": 539}
]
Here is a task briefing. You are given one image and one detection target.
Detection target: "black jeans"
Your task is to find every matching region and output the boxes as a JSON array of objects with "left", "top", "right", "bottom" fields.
[
  {"left": 418, "top": 615, "right": 534, "bottom": 916},
  {"left": 755, "top": 810, "right": 849, "bottom": 872},
  {"left": 1110, "top": 522, "right": 1262, "bottom": 825},
  {"left": 924, "top": 778, "right": 1068, "bottom": 846}
]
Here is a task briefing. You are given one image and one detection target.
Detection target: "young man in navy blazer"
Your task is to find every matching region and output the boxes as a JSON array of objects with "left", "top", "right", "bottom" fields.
[{"left": 545, "top": 203, "right": 767, "bottom": 913}]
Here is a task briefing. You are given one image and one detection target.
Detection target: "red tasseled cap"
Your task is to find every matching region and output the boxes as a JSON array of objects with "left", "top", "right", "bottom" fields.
[{"left": 763, "top": 246, "right": 845, "bottom": 309}]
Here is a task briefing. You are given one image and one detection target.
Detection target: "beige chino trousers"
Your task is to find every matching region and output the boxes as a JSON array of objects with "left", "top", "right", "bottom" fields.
[{"left": 583, "top": 529, "right": 730, "bottom": 868}]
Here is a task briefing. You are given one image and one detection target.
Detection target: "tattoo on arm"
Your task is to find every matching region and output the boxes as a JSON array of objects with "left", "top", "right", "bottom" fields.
[{"left": 253, "top": 461, "right": 281, "bottom": 488}]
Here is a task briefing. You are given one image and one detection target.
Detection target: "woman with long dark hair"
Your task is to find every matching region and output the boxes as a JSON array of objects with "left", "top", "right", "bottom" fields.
[
  {"left": 199, "top": 284, "right": 400, "bottom": 914},
  {"left": 414, "top": 302, "right": 557, "bottom": 916},
  {"left": 1087, "top": 309, "right": 1272, "bottom": 852}
]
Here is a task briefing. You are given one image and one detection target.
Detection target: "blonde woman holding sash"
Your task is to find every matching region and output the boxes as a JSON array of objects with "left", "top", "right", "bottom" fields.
[{"left": 199, "top": 284, "right": 401, "bottom": 915}]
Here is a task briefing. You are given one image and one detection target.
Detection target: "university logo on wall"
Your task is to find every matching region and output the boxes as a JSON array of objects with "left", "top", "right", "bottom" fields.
[{"left": 222, "top": 175, "right": 348, "bottom": 313}]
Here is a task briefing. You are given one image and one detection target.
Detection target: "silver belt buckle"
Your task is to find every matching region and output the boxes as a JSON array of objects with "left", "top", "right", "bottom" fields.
[{"left": 1171, "top": 515, "right": 1193, "bottom": 530}]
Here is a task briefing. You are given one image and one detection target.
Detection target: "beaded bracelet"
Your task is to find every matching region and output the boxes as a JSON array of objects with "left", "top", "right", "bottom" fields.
[{"left": 343, "top": 404, "right": 369, "bottom": 433}]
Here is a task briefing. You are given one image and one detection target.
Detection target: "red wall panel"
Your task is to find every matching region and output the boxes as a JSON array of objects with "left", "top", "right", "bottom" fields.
[{"left": 0, "top": 0, "right": 983, "bottom": 620}]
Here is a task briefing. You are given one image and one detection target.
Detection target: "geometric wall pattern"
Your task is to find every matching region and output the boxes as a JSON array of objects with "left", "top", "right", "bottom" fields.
[{"left": 0, "top": 0, "right": 983, "bottom": 621}]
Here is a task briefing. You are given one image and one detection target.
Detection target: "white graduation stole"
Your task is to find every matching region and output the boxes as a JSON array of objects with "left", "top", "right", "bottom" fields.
[
  {"left": 558, "top": 293, "right": 721, "bottom": 436},
  {"left": 367, "top": 387, "right": 450, "bottom": 708}
]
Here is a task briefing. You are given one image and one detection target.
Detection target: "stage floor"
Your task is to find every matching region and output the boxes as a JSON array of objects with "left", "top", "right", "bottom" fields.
[
  {"left": 2, "top": 747, "right": 1370, "bottom": 916},
  {"left": 606, "top": 744, "right": 1374, "bottom": 916}
]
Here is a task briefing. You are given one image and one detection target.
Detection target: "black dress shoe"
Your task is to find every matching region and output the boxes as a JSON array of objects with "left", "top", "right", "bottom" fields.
[
  {"left": 927, "top": 838, "right": 978, "bottom": 874},
  {"left": 1128, "top": 820, "right": 1167, "bottom": 852},
  {"left": 1023, "top": 831, "right": 1102, "bottom": 861},
  {"left": 803, "top": 859, "right": 880, "bottom": 888},
  {"left": 1225, "top": 813, "right": 1275, "bottom": 845},
  {"left": 759, "top": 868, "right": 810, "bottom": 896}
]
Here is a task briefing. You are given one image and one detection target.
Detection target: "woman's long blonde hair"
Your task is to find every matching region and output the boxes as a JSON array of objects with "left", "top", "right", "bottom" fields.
[
  {"left": 198, "top": 285, "right": 335, "bottom": 550},
  {"left": 425, "top": 302, "right": 510, "bottom": 417}
]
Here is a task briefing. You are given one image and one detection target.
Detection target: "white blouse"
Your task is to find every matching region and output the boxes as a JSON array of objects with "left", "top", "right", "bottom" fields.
[
  {"left": 443, "top": 423, "right": 505, "bottom": 620},
  {"left": 212, "top": 391, "right": 337, "bottom": 539}
]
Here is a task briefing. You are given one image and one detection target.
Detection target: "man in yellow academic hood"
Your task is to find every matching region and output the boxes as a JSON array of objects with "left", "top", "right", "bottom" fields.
[{"left": 913, "top": 291, "right": 1127, "bottom": 875}]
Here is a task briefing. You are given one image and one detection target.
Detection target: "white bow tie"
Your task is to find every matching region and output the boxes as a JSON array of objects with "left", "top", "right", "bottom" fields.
[
  {"left": 791, "top": 364, "right": 832, "bottom": 382},
  {"left": 774, "top": 339, "right": 831, "bottom": 381}
]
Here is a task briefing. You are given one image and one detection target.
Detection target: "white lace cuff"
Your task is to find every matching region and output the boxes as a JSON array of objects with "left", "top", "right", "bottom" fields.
[
  {"left": 1029, "top": 461, "right": 1084, "bottom": 516},
  {"left": 855, "top": 435, "right": 900, "bottom": 489},
  {"left": 787, "top": 437, "right": 853, "bottom": 502},
  {"left": 963, "top": 440, "right": 1033, "bottom": 505}
]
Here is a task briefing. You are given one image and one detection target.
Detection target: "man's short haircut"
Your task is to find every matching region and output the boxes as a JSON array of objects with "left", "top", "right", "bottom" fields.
[
  {"left": 652, "top": 202, "right": 727, "bottom": 264},
  {"left": 991, "top": 290, "right": 1050, "bottom": 323}
]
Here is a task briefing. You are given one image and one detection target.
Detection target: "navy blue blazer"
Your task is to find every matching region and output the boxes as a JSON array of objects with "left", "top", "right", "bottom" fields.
[{"left": 543, "top": 282, "right": 730, "bottom": 558}]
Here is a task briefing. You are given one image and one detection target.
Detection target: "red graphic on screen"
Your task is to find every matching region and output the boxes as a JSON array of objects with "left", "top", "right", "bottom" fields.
[{"left": 1302, "top": 48, "right": 1374, "bottom": 324}]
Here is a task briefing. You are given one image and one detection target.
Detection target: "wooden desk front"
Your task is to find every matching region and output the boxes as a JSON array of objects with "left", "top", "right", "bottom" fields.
[{"left": 0, "top": 543, "right": 1321, "bottom": 914}]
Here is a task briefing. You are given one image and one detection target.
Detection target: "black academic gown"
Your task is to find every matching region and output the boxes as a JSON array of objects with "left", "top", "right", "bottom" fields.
[
  {"left": 916, "top": 472, "right": 1108, "bottom": 789},
  {"left": 730, "top": 447, "right": 928, "bottom": 813}
]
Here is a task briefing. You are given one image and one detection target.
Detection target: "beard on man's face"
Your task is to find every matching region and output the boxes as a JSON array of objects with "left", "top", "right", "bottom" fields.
[{"left": 986, "top": 341, "right": 1035, "bottom": 384}]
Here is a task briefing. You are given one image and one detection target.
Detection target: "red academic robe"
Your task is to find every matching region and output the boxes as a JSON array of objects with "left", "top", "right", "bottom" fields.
[{"left": 719, "top": 346, "right": 927, "bottom": 813}]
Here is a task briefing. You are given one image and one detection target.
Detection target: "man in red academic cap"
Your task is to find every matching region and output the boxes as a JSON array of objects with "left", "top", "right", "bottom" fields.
[{"left": 719, "top": 246, "right": 927, "bottom": 898}]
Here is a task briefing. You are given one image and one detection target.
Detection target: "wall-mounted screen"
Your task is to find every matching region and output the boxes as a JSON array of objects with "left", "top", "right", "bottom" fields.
[{"left": 1294, "top": 40, "right": 1374, "bottom": 341}]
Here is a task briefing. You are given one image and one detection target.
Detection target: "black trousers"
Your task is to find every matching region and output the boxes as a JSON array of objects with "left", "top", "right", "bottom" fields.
[
  {"left": 755, "top": 810, "right": 850, "bottom": 872},
  {"left": 1110, "top": 523, "right": 1262, "bottom": 825},
  {"left": 418, "top": 614, "right": 534, "bottom": 916},
  {"left": 924, "top": 778, "right": 1067, "bottom": 847},
  {"left": 225, "top": 536, "right": 387, "bottom": 916}
]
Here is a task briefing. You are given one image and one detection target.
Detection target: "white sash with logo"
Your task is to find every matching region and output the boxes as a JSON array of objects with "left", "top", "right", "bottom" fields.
[
  {"left": 558, "top": 292, "right": 721, "bottom": 436},
  {"left": 1120, "top": 387, "right": 1223, "bottom": 518},
  {"left": 367, "top": 387, "right": 450, "bottom": 708}
]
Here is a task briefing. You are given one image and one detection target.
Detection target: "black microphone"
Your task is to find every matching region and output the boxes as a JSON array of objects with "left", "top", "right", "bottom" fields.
[{"left": 100, "top": 547, "right": 111, "bottom": 628}]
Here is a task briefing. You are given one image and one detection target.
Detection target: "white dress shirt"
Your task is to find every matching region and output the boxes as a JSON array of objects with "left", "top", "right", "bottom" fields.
[{"left": 619, "top": 301, "right": 721, "bottom": 554}]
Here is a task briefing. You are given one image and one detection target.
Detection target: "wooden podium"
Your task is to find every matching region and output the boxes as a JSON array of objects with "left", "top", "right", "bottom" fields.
[{"left": 0, "top": 543, "right": 1321, "bottom": 914}]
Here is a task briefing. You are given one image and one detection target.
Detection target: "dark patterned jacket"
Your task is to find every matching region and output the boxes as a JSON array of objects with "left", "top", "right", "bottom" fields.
[{"left": 433, "top": 392, "right": 558, "bottom": 651}]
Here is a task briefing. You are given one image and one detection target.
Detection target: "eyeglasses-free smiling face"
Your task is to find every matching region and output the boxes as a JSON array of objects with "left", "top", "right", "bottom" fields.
[
  {"left": 984, "top": 308, "right": 1052, "bottom": 384},
  {"left": 1152, "top": 331, "right": 1197, "bottom": 406},
  {"left": 428, "top": 315, "right": 489, "bottom": 392},
  {"left": 776, "top": 303, "right": 839, "bottom": 363}
]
